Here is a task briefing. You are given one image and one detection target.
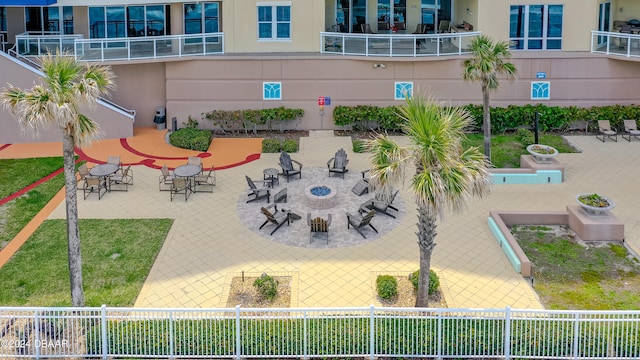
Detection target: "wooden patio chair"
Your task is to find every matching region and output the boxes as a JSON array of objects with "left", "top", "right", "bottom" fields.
[
  {"left": 245, "top": 175, "right": 271, "bottom": 203},
  {"left": 260, "top": 205, "right": 291, "bottom": 235},
  {"left": 360, "top": 190, "right": 400, "bottom": 218},
  {"left": 308, "top": 213, "right": 332, "bottom": 244},
  {"left": 327, "top": 148, "right": 349, "bottom": 178},
  {"left": 346, "top": 210, "right": 378, "bottom": 239},
  {"left": 278, "top": 151, "right": 303, "bottom": 182}
]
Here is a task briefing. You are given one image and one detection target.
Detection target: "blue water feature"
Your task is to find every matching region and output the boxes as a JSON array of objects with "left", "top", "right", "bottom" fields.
[{"left": 310, "top": 186, "right": 331, "bottom": 196}]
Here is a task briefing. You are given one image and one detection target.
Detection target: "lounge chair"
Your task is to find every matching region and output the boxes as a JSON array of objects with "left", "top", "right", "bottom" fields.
[
  {"left": 170, "top": 177, "right": 191, "bottom": 202},
  {"left": 623, "top": 120, "right": 640, "bottom": 141},
  {"left": 245, "top": 175, "right": 271, "bottom": 203},
  {"left": 273, "top": 187, "right": 288, "bottom": 204},
  {"left": 83, "top": 176, "right": 107, "bottom": 200},
  {"left": 194, "top": 168, "right": 216, "bottom": 192},
  {"left": 260, "top": 205, "right": 291, "bottom": 235},
  {"left": 596, "top": 120, "right": 617, "bottom": 142},
  {"left": 158, "top": 164, "right": 175, "bottom": 191},
  {"left": 346, "top": 210, "right": 378, "bottom": 239},
  {"left": 278, "top": 151, "right": 302, "bottom": 182},
  {"left": 360, "top": 190, "right": 400, "bottom": 218},
  {"left": 308, "top": 213, "right": 332, "bottom": 244},
  {"left": 327, "top": 148, "right": 349, "bottom": 178},
  {"left": 109, "top": 165, "right": 133, "bottom": 191}
]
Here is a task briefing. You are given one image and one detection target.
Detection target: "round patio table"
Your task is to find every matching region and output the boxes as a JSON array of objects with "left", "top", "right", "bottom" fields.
[
  {"left": 89, "top": 163, "right": 119, "bottom": 177},
  {"left": 174, "top": 164, "right": 201, "bottom": 192}
]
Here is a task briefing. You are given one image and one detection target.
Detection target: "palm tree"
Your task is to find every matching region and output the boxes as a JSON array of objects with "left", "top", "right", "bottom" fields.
[
  {"left": 1, "top": 53, "right": 115, "bottom": 307},
  {"left": 462, "top": 35, "right": 517, "bottom": 162},
  {"left": 367, "top": 94, "right": 491, "bottom": 307}
]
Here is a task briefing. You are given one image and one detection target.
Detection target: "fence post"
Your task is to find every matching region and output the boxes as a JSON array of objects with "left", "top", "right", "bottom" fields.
[
  {"left": 573, "top": 312, "right": 580, "bottom": 360},
  {"left": 504, "top": 306, "right": 511, "bottom": 360},
  {"left": 303, "top": 310, "right": 308, "bottom": 360},
  {"left": 34, "top": 309, "right": 41, "bottom": 359},
  {"left": 101, "top": 305, "right": 108, "bottom": 360},
  {"left": 169, "top": 310, "right": 174, "bottom": 359},
  {"left": 235, "top": 305, "right": 242, "bottom": 360},
  {"left": 369, "top": 305, "right": 375, "bottom": 360},
  {"left": 437, "top": 309, "right": 442, "bottom": 360}
]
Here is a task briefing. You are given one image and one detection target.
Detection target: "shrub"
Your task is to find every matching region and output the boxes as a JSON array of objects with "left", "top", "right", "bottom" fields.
[
  {"left": 352, "top": 139, "right": 367, "bottom": 153},
  {"left": 516, "top": 128, "right": 534, "bottom": 145},
  {"left": 182, "top": 115, "right": 199, "bottom": 129},
  {"left": 169, "top": 128, "right": 212, "bottom": 152},
  {"left": 409, "top": 270, "right": 440, "bottom": 296},
  {"left": 262, "top": 139, "right": 281, "bottom": 153},
  {"left": 282, "top": 139, "right": 298, "bottom": 153},
  {"left": 376, "top": 275, "right": 398, "bottom": 300},
  {"left": 253, "top": 274, "right": 278, "bottom": 301}
]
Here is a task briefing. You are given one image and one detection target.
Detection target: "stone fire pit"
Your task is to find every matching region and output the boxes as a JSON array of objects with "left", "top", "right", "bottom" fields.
[{"left": 305, "top": 185, "right": 336, "bottom": 209}]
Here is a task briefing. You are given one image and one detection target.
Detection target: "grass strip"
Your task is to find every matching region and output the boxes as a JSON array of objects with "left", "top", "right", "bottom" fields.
[
  {"left": 0, "top": 218, "right": 172, "bottom": 307},
  {"left": 0, "top": 157, "right": 64, "bottom": 199}
]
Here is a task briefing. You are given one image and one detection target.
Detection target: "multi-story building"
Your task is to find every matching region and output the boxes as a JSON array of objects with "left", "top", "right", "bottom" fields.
[{"left": 0, "top": 0, "right": 638, "bottom": 143}]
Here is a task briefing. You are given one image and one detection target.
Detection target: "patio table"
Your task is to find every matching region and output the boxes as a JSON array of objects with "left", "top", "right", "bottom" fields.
[
  {"left": 174, "top": 164, "right": 201, "bottom": 192},
  {"left": 89, "top": 163, "right": 119, "bottom": 191}
]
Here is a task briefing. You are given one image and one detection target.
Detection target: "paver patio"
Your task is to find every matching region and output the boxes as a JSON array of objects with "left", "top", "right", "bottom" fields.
[{"left": 5, "top": 129, "right": 640, "bottom": 309}]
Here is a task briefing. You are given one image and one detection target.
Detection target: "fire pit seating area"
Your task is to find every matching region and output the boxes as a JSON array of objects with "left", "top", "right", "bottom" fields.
[{"left": 236, "top": 151, "right": 405, "bottom": 248}]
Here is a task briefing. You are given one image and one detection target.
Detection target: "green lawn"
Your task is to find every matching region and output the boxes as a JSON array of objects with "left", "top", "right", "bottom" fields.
[
  {"left": 0, "top": 218, "right": 173, "bottom": 306},
  {"left": 462, "top": 134, "right": 578, "bottom": 168},
  {"left": 0, "top": 158, "right": 67, "bottom": 247},
  {"left": 511, "top": 225, "right": 640, "bottom": 310}
]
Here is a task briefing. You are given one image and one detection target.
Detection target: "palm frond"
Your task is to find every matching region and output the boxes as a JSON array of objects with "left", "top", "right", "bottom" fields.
[{"left": 365, "top": 134, "right": 409, "bottom": 198}]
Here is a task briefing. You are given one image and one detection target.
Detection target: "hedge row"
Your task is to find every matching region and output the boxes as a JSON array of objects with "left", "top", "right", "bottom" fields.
[
  {"left": 202, "top": 107, "right": 304, "bottom": 134},
  {"left": 85, "top": 317, "right": 640, "bottom": 357},
  {"left": 333, "top": 104, "right": 640, "bottom": 134}
]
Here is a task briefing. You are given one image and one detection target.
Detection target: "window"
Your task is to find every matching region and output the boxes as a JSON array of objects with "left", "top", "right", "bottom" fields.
[
  {"left": 0, "top": 7, "right": 6, "bottom": 40},
  {"left": 531, "top": 81, "right": 550, "bottom": 100},
  {"left": 184, "top": 2, "right": 220, "bottom": 34},
  {"left": 510, "top": 4, "right": 563, "bottom": 50},
  {"left": 395, "top": 82, "right": 413, "bottom": 100},
  {"left": 24, "top": 6, "right": 73, "bottom": 34},
  {"left": 258, "top": 3, "right": 290, "bottom": 40},
  {"left": 90, "top": 5, "right": 168, "bottom": 39},
  {"left": 263, "top": 82, "right": 282, "bottom": 100},
  {"left": 378, "top": 0, "right": 405, "bottom": 28}
]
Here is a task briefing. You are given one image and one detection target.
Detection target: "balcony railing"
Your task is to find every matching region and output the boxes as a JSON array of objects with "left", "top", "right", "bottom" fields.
[
  {"left": 591, "top": 30, "right": 640, "bottom": 58},
  {"left": 13, "top": 33, "right": 224, "bottom": 62},
  {"left": 320, "top": 31, "right": 481, "bottom": 57}
]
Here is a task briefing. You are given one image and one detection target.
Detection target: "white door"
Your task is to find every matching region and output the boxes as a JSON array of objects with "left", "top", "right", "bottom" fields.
[{"left": 598, "top": 1, "right": 611, "bottom": 47}]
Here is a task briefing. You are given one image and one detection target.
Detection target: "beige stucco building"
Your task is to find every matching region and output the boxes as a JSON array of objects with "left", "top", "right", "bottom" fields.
[{"left": 0, "top": 0, "right": 639, "bottom": 142}]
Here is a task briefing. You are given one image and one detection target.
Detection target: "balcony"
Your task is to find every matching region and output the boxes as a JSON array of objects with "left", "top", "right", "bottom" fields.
[
  {"left": 591, "top": 30, "right": 640, "bottom": 59},
  {"left": 320, "top": 31, "right": 481, "bottom": 57},
  {"left": 13, "top": 33, "right": 224, "bottom": 62}
]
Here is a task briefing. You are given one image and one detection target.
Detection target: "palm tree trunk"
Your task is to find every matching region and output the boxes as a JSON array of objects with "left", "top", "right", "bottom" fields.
[
  {"left": 63, "top": 133, "right": 85, "bottom": 307},
  {"left": 482, "top": 84, "right": 491, "bottom": 162},
  {"left": 415, "top": 203, "right": 437, "bottom": 307}
]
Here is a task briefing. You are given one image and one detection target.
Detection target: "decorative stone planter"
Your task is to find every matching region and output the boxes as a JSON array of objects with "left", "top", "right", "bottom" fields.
[
  {"left": 526, "top": 144, "right": 558, "bottom": 163},
  {"left": 576, "top": 193, "right": 615, "bottom": 215}
]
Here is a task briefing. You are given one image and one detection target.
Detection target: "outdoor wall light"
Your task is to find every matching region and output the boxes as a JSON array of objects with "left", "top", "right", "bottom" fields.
[
  {"left": 466, "top": 8, "right": 472, "bottom": 15},
  {"left": 373, "top": 63, "right": 386, "bottom": 68}
]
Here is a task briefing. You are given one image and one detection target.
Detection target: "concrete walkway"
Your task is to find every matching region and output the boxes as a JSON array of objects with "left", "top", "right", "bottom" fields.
[{"left": 18, "top": 131, "right": 640, "bottom": 309}]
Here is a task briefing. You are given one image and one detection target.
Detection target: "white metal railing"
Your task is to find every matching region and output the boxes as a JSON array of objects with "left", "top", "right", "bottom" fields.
[
  {"left": 591, "top": 30, "right": 640, "bottom": 58},
  {"left": 0, "top": 305, "right": 639, "bottom": 359},
  {"left": 11, "top": 33, "right": 224, "bottom": 62},
  {"left": 15, "top": 33, "right": 82, "bottom": 57},
  {"left": 74, "top": 33, "right": 224, "bottom": 62},
  {"left": 320, "top": 31, "right": 481, "bottom": 57}
]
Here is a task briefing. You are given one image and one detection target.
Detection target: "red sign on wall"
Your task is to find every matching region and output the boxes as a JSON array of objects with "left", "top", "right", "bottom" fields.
[{"left": 318, "top": 96, "right": 325, "bottom": 106}]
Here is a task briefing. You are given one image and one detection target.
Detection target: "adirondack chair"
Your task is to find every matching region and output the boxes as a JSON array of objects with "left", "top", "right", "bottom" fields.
[
  {"left": 245, "top": 175, "right": 271, "bottom": 203},
  {"left": 360, "top": 190, "right": 400, "bottom": 218},
  {"left": 307, "top": 213, "right": 332, "bottom": 244},
  {"left": 327, "top": 148, "right": 349, "bottom": 178},
  {"left": 260, "top": 205, "right": 291, "bottom": 235},
  {"left": 346, "top": 210, "right": 378, "bottom": 239},
  {"left": 278, "top": 151, "right": 303, "bottom": 182}
]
